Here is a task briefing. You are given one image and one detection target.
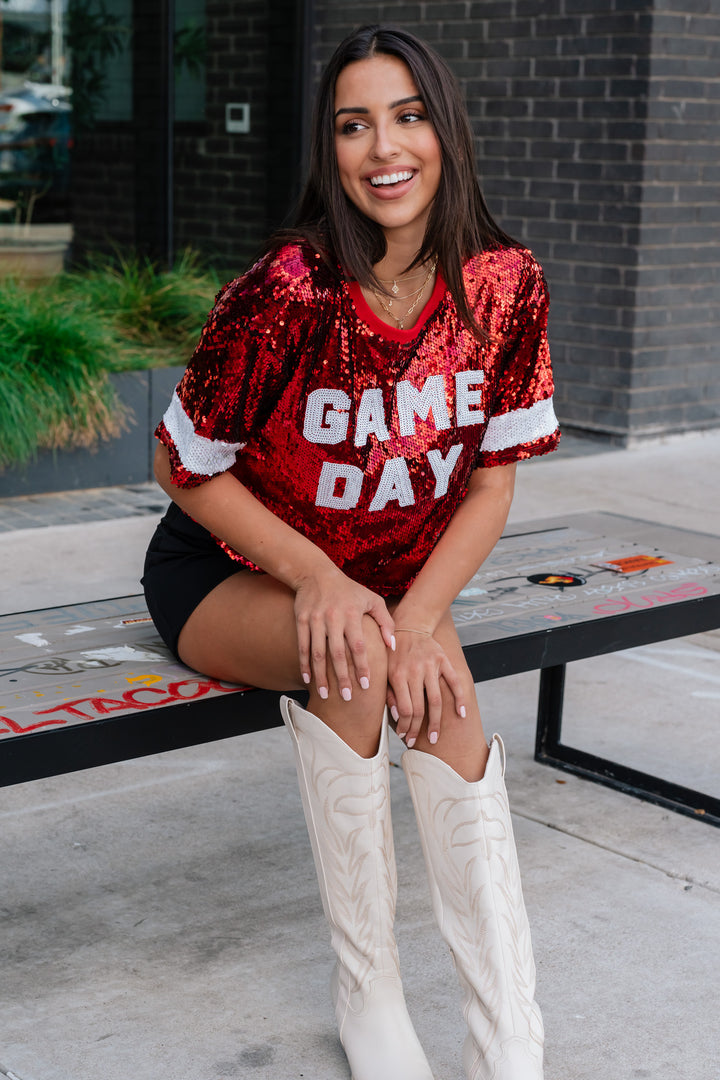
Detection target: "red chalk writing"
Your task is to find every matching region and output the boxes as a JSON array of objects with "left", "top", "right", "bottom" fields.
[
  {"left": 592, "top": 582, "right": 707, "bottom": 616},
  {"left": 0, "top": 714, "right": 68, "bottom": 734},
  {"left": 2, "top": 676, "right": 247, "bottom": 730}
]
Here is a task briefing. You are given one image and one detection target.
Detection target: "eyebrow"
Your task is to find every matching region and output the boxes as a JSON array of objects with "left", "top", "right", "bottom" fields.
[{"left": 334, "top": 95, "right": 423, "bottom": 119}]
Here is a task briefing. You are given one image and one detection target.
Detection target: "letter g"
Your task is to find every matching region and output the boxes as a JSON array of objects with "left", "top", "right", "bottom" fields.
[{"left": 303, "top": 389, "right": 351, "bottom": 444}]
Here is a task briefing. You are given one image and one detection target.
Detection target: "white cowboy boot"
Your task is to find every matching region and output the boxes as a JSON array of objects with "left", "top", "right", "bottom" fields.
[
  {"left": 402, "top": 736, "right": 544, "bottom": 1080},
  {"left": 281, "top": 696, "right": 435, "bottom": 1080}
]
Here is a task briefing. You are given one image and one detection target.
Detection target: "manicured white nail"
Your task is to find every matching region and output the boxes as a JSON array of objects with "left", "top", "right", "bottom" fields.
[
  {"left": 319, "top": 686, "right": 329, "bottom": 700},
  {"left": 429, "top": 731, "right": 438, "bottom": 745},
  {"left": 302, "top": 672, "right": 311, "bottom": 685},
  {"left": 406, "top": 737, "right": 416, "bottom": 748},
  {"left": 360, "top": 676, "right": 370, "bottom": 690},
  {"left": 342, "top": 687, "right": 352, "bottom": 702},
  {"left": 460, "top": 705, "right": 466, "bottom": 718},
  {"left": 391, "top": 705, "right": 399, "bottom": 722},
  {"left": 391, "top": 635, "right": 396, "bottom": 651}
]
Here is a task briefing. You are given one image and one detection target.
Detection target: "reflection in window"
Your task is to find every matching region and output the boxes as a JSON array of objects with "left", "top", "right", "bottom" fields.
[
  {"left": 175, "top": 0, "right": 205, "bottom": 123},
  {"left": 68, "top": 0, "right": 131, "bottom": 126},
  {"left": 0, "top": 0, "right": 71, "bottom": 225}
]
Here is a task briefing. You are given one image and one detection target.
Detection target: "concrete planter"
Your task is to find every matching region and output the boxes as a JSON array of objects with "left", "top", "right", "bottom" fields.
[
  {"left": 0, "top": 224, "right": 73, "bottom": 279},
  {"left": 0, "top": 238, "right": 70, "bottom": 278},
  {"left": 0, "top": 366, "right": 184, "bottom": 498}
]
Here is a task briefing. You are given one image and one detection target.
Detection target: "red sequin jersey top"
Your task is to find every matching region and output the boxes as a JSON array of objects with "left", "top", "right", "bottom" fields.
[{"left": 156, "top": 241, "right": 560, "bottom": 595}]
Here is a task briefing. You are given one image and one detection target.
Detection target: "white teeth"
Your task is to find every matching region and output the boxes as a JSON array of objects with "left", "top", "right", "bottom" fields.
[{"left": 370, "top": 170, "right": 413, "bottom": 186}]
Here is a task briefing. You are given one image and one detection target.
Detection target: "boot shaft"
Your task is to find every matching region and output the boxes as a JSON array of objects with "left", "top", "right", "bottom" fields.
[{"left": 402, "top": 737, "right": 544, "bottom": 1080}]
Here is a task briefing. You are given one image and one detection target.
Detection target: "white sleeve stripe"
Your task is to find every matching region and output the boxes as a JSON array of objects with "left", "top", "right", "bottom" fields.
[
  {"left": 480, "top": 396, "right": 558, "bottom": 454},
  {"left": 163, "top": 391, "right": 244, "bottom": 476}
]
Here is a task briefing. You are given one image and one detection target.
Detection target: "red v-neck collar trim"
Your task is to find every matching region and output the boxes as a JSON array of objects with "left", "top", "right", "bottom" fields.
[{"left": 346, "top": 270, "right": 447, "bottom": 343}]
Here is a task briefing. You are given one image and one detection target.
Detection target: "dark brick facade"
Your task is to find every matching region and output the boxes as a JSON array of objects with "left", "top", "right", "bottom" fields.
[
  {"left": 71, "top": 130, "right": 135, "bottom": 254},
  {"left": 70, "top": 0, "right": 720, "bottom": 442},
  {"left": 72, "top": 0, "right": 303, "bottom": 270},
  {"left": 312, "top": 0, "right": 720, "bottom": 443}
]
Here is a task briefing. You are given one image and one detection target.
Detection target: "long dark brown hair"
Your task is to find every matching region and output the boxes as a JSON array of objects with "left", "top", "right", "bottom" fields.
[{"left": 276, "top": 25, "right": 517, "bottom": 339}]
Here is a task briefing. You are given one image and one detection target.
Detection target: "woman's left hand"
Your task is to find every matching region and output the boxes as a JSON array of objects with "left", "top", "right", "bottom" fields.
[{"left": 386, "top": 630, "right": 466, "bottom": 748}]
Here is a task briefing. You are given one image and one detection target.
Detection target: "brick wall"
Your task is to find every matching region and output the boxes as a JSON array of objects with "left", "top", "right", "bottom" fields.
[
  {"left": 68, "top": 1, "right": 719, "bottom": 441},
  {"left": 73, "top": 0, "right": 302, "bottom": 272},
  {"left": 173, "top": 0, "right": 270, "bottom": 266},
  {"left": 173, "top": 0, "right": 304, "bottom": 268},
  {"left": 631, "top": 4, "right": 720, "bottom": 437},
  {"left": 311, "top": 0, "right": 720, "bottom": 442},
  {"left": 71, "top": 131, "right": 135, "bottom": 256}
]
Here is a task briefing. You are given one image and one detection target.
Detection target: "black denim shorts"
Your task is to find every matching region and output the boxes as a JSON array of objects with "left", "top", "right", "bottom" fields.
[{"left": 142, "top": 501, "right": 245, "bottom": 659}]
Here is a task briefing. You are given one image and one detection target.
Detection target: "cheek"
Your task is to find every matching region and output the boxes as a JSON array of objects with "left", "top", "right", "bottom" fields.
[
  {"left": 424, "top": 135, "right": 443, "bottom": 186},
  {"left": 334, "top": 141, "right": 357, "bottom": 195}
]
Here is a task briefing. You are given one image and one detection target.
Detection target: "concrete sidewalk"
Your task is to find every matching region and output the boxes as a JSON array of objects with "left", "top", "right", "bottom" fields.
[{"left": 0, "top": 431, "right": 719, "bottom": 1080}]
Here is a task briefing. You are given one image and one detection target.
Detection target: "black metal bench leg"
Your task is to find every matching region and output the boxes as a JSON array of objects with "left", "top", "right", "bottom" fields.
[
  {"left": 535, "top": 664, "right": 566, "bottom": 760},
  {"left": 533, "top": 663, "right": 720, "bottom": 827}
]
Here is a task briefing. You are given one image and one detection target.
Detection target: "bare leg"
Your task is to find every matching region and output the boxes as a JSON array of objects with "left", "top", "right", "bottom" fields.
[
  {"left": 387, "top": 607, "right": 490, "bottom": 781},
  {"left": 178, "top": 572, "right": 433, "bottom": 1078},
  {"left": 398, "top": 611, "right": 544, "bottom": 1078},
  {"left": 177, "top": 570, "right": 388, "bottom": 757}
]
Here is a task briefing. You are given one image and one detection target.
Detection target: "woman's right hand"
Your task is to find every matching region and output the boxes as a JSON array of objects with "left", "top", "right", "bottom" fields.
[{"left": 293, "top": 567, "right": 395, "bottom": 701}]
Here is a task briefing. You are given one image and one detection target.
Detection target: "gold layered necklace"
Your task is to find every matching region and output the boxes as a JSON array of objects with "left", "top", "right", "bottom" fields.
[
  {"left": 378, "top": 265, "right": 432, "bottom": 296},
  {"left": 372, "top": 259, "right": 438, "bottom": 329}
]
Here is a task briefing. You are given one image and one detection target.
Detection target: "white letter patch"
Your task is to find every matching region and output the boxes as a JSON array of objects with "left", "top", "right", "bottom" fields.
[
  {"left": 355, "top": 387, "right": 390, "bottom": 447},
  {"left": 369, "top": 458, "right": 415, "bottom": 512},
  {"left": 427, "top": 444, "right": 463, "bottom": 498},
  {"left": 455, "top": 370, "right": 485, "bottom": 427},
  {"left": 396, "top": 375, "right": 451, "bottom": 436},
  {"left": 315, "top": 462, "right": 364, "bottom": 508},
  {"left": 303, "top": 389, "right": 351, "bottom": 444}
]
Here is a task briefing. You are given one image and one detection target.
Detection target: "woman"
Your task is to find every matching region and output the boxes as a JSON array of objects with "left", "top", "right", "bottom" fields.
[{"left": 144, "top": 24, "right": 559, "bottom": 1080}]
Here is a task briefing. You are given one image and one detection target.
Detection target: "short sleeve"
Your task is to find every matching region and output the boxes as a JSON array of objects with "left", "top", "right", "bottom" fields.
[
  {"left": 477, "top": 255, "right": 560, "bottom": 468},
  {"left": 155, "top": 248, "right": 312, "bottom": 487}
]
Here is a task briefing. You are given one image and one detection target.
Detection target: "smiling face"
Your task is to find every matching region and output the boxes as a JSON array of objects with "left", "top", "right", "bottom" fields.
[{"left": 333, "top": 53, "right": 442, "bottom": 249}]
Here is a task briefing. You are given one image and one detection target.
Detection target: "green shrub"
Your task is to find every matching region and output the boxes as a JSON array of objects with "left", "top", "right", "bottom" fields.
[
  {"left": 61, "top": 248, "right": 220, "bottom": 366},
  {"left": 0, "top": 249, "right": 221, "bottom": 470},
  {"left": 0, "top": 280, "right": 125, "bottom": 470}
]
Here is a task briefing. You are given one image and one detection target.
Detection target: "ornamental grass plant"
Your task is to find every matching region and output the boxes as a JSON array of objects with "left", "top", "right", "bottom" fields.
[
  {"left": 0, "top": 249, "right": 220, "bottom": 470},
  {"left": 61, "top": 248, "right": 221, "bottom": 368},
  {"left": 0, "top": 279, "right": 125, "bottom": 470}
]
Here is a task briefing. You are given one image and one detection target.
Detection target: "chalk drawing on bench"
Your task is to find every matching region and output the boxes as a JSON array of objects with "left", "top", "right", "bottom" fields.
[
  {"left": 452, "top": 526, "right": 719, "bottom": 645},
  {"left": 0, "top": 596, "right": 247, "bottom": 738},
  {"left": 2, "top": 525, "right": 718, "bottom": 746}
]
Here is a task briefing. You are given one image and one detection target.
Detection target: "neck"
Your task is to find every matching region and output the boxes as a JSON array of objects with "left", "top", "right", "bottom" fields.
[
  {"left": 374, "top": 229, "right": 430, "bottom": 283},
  {"left": 374, "top": 250, "right": 432, "bottom": 284}
]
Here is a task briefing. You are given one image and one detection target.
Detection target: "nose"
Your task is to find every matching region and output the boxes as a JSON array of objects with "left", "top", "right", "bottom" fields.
[{"left": 370, "top": 118, "right": 400, "bottom": 161}]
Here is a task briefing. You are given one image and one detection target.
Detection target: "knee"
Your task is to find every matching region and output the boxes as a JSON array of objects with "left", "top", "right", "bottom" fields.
[
  {"left": 358, "top": 613, "right": 390, "bottom": 682},
  {"left": 313, "top": 613, "right": 389, "bottom": 709},
  {"left": 339, "top": 613, "right": 389, "bottom": 704},
  {"left": 309, "top": 615, "right": 389, "bottom": 755}
]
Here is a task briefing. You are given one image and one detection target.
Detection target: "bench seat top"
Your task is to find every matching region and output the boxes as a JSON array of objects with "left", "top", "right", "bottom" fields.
[{"left": 3, "top": 511, "right": 719, "bottom": 750}]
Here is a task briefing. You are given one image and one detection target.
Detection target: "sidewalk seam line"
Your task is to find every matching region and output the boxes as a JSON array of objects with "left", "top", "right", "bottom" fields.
[{"left": 513, "top": 810, "right": 720, "bottom": 895}]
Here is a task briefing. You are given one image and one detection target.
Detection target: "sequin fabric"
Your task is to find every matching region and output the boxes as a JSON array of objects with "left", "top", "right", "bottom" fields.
[{"left": 156, "top": 242, "right": 560, "bottom": 595}]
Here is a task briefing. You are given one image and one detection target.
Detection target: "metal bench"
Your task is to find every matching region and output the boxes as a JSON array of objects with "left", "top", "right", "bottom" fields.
[{"left": 2, "top": 512, "right": 719, "bottom": 825}]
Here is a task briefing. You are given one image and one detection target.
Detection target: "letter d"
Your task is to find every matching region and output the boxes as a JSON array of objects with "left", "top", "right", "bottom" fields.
[{"left": 315, "top": 462, "right": 364, "bottom": 509}]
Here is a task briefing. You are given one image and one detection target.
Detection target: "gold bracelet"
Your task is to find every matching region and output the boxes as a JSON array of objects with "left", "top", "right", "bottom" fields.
[{"left": 394, "top": 627, "right": 433, "bottom": 637}]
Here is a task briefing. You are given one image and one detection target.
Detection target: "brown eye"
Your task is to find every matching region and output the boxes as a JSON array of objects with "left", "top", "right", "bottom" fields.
[{"left": 340, "top": 119, "right": 366, "bottom": 135}]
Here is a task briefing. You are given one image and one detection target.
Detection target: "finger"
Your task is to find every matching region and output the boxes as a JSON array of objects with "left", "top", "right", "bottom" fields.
[
  {"left": 368, "top": 595, "right": 396, "bottom": 652},
  {"left": 405, "top": 676, "right": 429, "bottom": 747},
  {"left": 424, "top": 674, "right": 444, "bottom": 746},
  {"left": 296, "top": 612, "right": 312, "bottom": 687},
  {"left": 392, "top": 680, "right": 414, "bottom": 741},
  {"left": 345, "top": 618, "right": 371, "bottom": 691},
  {"left": 309, "top": 616, "right": 329, "bottom": 700},
  {"left": 440, "top": 656, "right": 467, "bottom": 719},
  {"left": 386, "top": 688, "right": 400, "bottom": 727},
  {"left": 326, "top": 621, "right": 353, "bottom": 702}
]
